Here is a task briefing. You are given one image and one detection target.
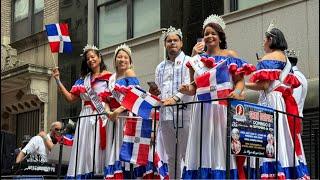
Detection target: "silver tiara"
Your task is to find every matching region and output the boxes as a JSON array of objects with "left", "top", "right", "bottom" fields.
[
  {"left": 162, "top": 26, "right": 183, "bottom": 40},
  {"left": 203, "top": 14, "right": 226, "bottom": 30},
  {"left": 266, "top": 20, "right": 277, "bottom": 36},
  {"left": 114, "top": 43, "right": 132, "bottom": 57},
  {"left": 83, "top": 44, "right": 98, "bottom": 53},
  {"left": 81, "top": 44, "right": 99, "bottom": 56},
  {"left": 285, "top": 49, "right": 299, "bottom": 58}
]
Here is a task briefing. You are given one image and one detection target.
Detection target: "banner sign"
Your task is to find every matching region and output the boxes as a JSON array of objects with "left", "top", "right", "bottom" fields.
[{"left": 230, "top": 100, "right": 275, "bottom": 158}]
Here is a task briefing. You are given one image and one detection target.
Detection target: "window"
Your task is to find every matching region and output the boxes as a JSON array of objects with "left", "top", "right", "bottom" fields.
[
  {"left": 98, "top": 0, "right": 127, "bottom": 47},
  {"left": 12, "top": 0, "right": 44, "bottom": 42},
  {"left": 133, "top": 0, "right": 160, "bottom": 37},
  {"left": 97, "top": 0, "right": 160, "bottom": 48},
  {"left": 230, "top": 0, "right": 272, "bottom": 12}
]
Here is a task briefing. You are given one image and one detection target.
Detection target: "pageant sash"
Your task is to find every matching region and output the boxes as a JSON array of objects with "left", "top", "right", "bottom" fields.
[
  {"left": 188, "top": 54, "right": 209, "bottom": 75},
  {"left": 108, "top": 73, "right": 125, "bottom": 102},
  {"left": 267, "top": 58, "right": 292, "bottom": 93},
  {"left": 84, "top": 73, "right": 108, "bottom": 125}
]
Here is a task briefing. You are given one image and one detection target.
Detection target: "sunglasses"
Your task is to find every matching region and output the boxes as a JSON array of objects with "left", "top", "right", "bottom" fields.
[{"left": 54, "top": 128, "right": 62, "bottom": 132}]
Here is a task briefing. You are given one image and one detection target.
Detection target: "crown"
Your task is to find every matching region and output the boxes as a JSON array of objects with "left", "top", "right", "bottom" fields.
[
  {"left": 266, "top": 20, "right": 277, "bottom": 36},
  {"left": 162, "top": 26, "right": 183, "bottom": 40},
  {"left": 285, "top": 49, "right": 299, "bottom": 58},
  {"left": 83, "top": 44, "right": 98, "bottom": 53},
  {"left": 115, "top": 43, "right": 132, "bottom": 57},
  {"left": 203, "top": 14, "right": 226, "bottom": 30}
]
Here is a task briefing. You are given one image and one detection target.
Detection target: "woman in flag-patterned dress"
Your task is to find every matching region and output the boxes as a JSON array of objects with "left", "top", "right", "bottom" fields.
[
  {"left": 103, "top": 44, "right": 143, "bottom": 179},
  {"left": 179, "top": 14, "right": 255, "bottom": 179},
  {"left": 246, "top": 27, "right": 309, "bottom": 179},
  {"left": 52, "top": 46, "right": 112, "bottom": 178}
]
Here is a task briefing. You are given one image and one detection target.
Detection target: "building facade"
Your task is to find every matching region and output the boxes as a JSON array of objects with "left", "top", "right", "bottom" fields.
[
  {"left": 1, "top": 0, "right": 318, "bottom": 175},
  {"left": 1, "top": 0, "right": 88, "bottom": 146}
]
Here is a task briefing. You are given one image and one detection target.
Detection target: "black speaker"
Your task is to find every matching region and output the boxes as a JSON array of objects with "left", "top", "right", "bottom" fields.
[{"left": 1, "top": 131, "right": 17, "bottom": 175}]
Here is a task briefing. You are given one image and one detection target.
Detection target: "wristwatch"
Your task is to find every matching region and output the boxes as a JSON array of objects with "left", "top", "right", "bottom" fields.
[{"left": 172, "top": 95, "right": 181, "bottom": 102}]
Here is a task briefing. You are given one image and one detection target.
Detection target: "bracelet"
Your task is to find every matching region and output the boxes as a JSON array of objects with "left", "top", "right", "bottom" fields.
[
  {"left": 172, "top": 95, "right": 181, "bottom": 102},
  {"left": 55, "top": 78, "right": 62, "bottom": 86},
  {"left": 234, "top": 89, "right": 242, "bottom": 95}
]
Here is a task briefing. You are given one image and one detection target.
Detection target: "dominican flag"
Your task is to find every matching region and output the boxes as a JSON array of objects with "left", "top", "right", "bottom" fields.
[
  {"left": 142, "top": 148, "right": 169, "bottom": 179},
  {"left": 196, "top": 60, "right": 233, "bottom": 103},
  {"left": 120, "top": 118, "right": 152, "bottom": 166},
  {"left": 45, "top": 23, "right": 72, "bottom": 53},
  {"left": 62, "top": 134, "right": 74, "bottom": 146},
  {"left": 115, "top": 86, "right": 161, "bottom": 119}
]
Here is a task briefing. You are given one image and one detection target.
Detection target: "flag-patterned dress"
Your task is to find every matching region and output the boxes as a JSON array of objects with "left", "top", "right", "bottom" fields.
[
  {"left": 182, "top": 54, "right": 255, "bottom": 179},
  {"left": 249, "top": 60, "right": 309, "bottom": 179},
  {"left": 104, "top": 75, "right": 169, "bottom": 179},
  {"left": 66, "top": 72, "right": 112, "bottom": 178},
  {"left": 104, "top": 75, "right": 140, "bottom": 179}
]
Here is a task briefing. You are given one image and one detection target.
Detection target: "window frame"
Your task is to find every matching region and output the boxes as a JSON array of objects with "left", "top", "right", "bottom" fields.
[
  {"left": 230, "top": 0, "right": 272, "bottom": 12},
  {"left": 96, "top": 0, "right": 132, "bottom": 47},
  {"left": 11, "top": 0, "right": 44, "bottom": 42},
  {"left": 97, "top": 0, "right": 161, "bottom": 47}
]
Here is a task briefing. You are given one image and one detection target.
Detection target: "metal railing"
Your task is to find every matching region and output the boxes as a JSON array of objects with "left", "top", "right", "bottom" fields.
[{"left": 57, "top": 98, "right": 319, "bottom": 179}]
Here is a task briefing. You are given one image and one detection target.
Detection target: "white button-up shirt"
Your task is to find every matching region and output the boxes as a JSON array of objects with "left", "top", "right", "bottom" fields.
[
  {"left": 155, "top": 51, "right": 193, "bottom": 120},
  {"left": 292, "top": 66, "right": 308, "bottom": 117}
]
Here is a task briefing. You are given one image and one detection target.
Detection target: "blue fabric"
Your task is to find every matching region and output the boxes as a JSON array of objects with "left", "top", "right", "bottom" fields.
[
  {"left": 65, "top": 172, "right": 94, "bottom": 179},
  {"left": 119, "top": 142, "right": 134, "bottom": 162},
  {"left": 104, "top": 161, "right": 123, "bottom": 177},
  {"left": 260, "top": 160, "right": 309, "bottom": 179},
  {"left": 116, "top": 77, "right": 140, "bottom": 86},
  {"left": 256, "top": 60, "right": 286, "bottom": 70},
  {"left": 73, "top": 79, "right": 84, "bottom": 85},
  {"left": 45, "top": 24, "right": 58, "bottom": 36},
  {"left": 182, "top": 167, "right": 239, "bottom": 179},
  {"left": 199, "top": 54, "right": 250, "bottom": 84}
]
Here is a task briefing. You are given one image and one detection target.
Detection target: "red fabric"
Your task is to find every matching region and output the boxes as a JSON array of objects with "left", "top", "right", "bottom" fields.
[
  {"left": 105, "top": 172, "right": 124, "bottom": 179},
  {"left": 59, "top": 23, "right": 70, "bottom": 36},
  {"left": 250, "top": 70, "right": 301, "bottom": 88},
  {"left": 186, "top": 61, "right": 192, "bottom": 68},
  {"left": 200, "top": 56, "right": 216, "bottom": 68},
  {"left": 235, "top": 64, "right": 256, "bottom": 76},
  {"left": 274, "top": 87, "right": 302, "bottom": 156},
  {"left": 49, "top": 41, "right": 60, "bottom": 53},
  {"left": 236, "top": 156, "right": 246, "bottom": 179},
  {"left": 261, "top": 174, "right": 286, "bottom": 180},
  {"left": 84, "top": 101, "right": 106, "bottom": 150},
  {"left": 143, "top": 173, "right": 160, "bottom": 179}
]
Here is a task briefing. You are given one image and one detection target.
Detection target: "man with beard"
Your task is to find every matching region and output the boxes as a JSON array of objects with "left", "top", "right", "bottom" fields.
[
  {"left": 149, "top": 26, "right": 193, "bottom": 178},
  {"left": 15, "top": 121, "right": 63, "bottom": 163}
]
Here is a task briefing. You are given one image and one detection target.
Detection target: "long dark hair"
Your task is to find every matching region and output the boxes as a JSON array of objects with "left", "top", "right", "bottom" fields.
[
  {"left": 202, "top": 23, "right": 227, "bottom": 49},
  {"left": 80, "top": 49, "right": 107, "bottom": 78},
  {"left": 265, "top": 28, "right": 288, "bottom": 51}
]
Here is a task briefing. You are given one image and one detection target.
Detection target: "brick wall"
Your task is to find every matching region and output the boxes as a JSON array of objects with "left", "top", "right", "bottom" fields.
[
  {"left": 1, "top": 0, "right": 11, "bottom": 44},
  {"left": 44, "top": 0, "right": 59, "bottom": 25}
]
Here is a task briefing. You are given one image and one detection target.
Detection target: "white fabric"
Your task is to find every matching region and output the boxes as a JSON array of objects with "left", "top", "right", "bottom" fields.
[
  {"left": 22, "top": 134, "right": 51, "bottom": 163},
  {"left": 255, "top": 91, "right": 306, "bottom": 168},
  {"left": 249, "top": 90, "right": 308, "bottom": 170},
  {"left": 155, "top": 51, "right": 193, "bottom": 120},
  {"left": 105, "top": 113, "right": 127, "bottom": 168},
  {"left": 292, "top": 66, "right": 308, "bottom": 117},
  {"left": 157, "top": 120, "right": 189, "bottom": 178},
  {"left": 67, "top": 104, "right": 106, "bottom": 177},
  {"left": 184, "top": 101, "right": 238, "bottom": 172}
]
